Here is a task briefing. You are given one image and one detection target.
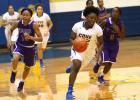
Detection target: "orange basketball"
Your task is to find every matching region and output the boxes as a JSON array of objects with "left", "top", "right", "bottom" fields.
[{"left": 73, "top": 37, "right": 88, "bottom": 53}]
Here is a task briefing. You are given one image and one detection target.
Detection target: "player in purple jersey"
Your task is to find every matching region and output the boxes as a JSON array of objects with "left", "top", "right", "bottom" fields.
[
  {"left": 7, "top": 8, "right": 42, "bottom": 92},
  {"left": 97, "top": 0, "right": 110, "bottom": 24},
  {"left": 93, "top": 7, "right": 125, "bottom": 84},
  {"left": 89, "top": 0, "right": 110, "bottom": 80},
  {"left": 81, "top": 0, "right": 94, "bottom": 20}
]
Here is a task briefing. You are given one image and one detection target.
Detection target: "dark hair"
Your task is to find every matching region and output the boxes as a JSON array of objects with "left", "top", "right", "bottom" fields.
[
  {"left": 7, "top": 5, "right": 14, "bottom": 10},
  {"left": 83, "top": 6, "right": 99, "bottom": 17},
  {"left": 97, "top": 0, "right": 101, "bottom": 3},
  {"left": 114, "top": 7, "right": 122, "bottom": 15},
  {"left": 35, "top": 3, "right": 44, "bottom": 10},
  {"left": 21, "top": 8, "right": 33, "bottom": 16},
  {"left": 86, "top": 0, "right": 93, "bottom": 5}
]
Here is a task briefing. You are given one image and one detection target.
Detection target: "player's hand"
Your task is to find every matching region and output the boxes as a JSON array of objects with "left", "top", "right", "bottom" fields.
[
  {"left": 112, "top": 24, "right": 120, "bottom": 33},
  {"left": 106, "top": 13, "right": 110, "bottom": 18},
  {"left": 8, "top": 22, "right": 13, "bottom": 25},
  {"left": 24, "top": 32, "right": 32, "bottom": 41}
]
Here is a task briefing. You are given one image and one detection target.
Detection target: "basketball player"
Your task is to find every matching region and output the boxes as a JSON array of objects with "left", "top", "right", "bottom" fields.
[
  {"left": 89, "top": 0, "right": 110, "bottom": 80},
  {"left": 66, "top": 0, "right": 94, "bottom": 73},
  {"left": 94, "top": 7, "right": 125, "bottom": 84},
  {"left": 66, "top": 6, "right": 103, "bottom": 99},
  {"left": 97, "top": 0, "right": 110, "bottom": 24},
  {"left": 8, "top": 8, "right": 42, "bottom": 92},
  {"left": 32, "top": 4, "right": 53, "bottom": 68},
  {"left": 81, "top": 0, "right": 94, "bottom": 19},
  {"left": 2, "top": 5, "right": 19, "bottom": 51}
]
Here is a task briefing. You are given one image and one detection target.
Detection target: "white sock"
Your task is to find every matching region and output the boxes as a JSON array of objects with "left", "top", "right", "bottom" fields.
[
  {"left": 12, "top": 69, "right": 17, "bottom": 73},
  {"left": 20, "top": 79, "right": 25, "bottom": 82},
  {"left": 101, "top": 72, "right": 105, "bottom": 76}
]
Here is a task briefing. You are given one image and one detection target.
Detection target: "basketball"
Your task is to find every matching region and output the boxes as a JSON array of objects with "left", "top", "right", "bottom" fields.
[{"left": 73, "top": 37, "right": 88, "bottom": 53}]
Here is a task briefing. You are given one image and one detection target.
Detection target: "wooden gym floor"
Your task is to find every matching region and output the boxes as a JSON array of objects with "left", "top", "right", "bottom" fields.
[{"left": 0, "top": 36, "right": 140, "bottom": 100}]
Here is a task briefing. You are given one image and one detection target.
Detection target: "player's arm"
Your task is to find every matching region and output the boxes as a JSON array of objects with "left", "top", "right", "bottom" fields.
[
  {"left": 70, "top": 22, "right": 78, "bottom": 44},
  {"left": 99, "top": 20, "right": 106, "bottom": 29},
  {"left": 1, "top": 19, "right": 9, "bottom": 26},
  {"left": 70, "top": 31, "right": 77, "bottom": 44},
  {"left": 31, "top": 23, "right": 43, "bottom": 42},
  {"left": 7, "top": 22, "right": 18, "bottom": 48},
  {"left": 98, "top": 13, "right": 110, "bottom": 22},
  {"left": 119, "top": 22, "right": 125, "bottom": 39},
  {"left": 112, "top": 22, "right": 125, "bottom": 40},
  {"left": 47, "top": 19, "right": 53, "bottom": 31},
  {"left": 97, "top": 35, "right": 103, "bottom": 53},
  {"left": 95, "top": 28, "right": 104, "bottom": 59},
  {"left": 1, "top": 14, "right": 9, "bottom": 26}
]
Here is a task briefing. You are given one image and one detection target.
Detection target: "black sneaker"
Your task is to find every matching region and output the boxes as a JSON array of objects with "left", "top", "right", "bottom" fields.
[
  {"left": 17, "top": 81, "right": 24, "bottom": 92},
  {"left": 10, "top": 71, "right": 16, "bottom": 83}
]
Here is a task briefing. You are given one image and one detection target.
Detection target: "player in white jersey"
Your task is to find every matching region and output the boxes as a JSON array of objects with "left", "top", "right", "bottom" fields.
[
  {"left": 66, "top": 6, "right": 103, "bottom": 99},
  {"left": 2, "top": 5, "right": 19, "bottom": 48},
  {"left": 66, "top": 0, "right": 94, "bottom": 73},
  {"left": 32, "top": 4, "right": 53, "bottom": 68}
]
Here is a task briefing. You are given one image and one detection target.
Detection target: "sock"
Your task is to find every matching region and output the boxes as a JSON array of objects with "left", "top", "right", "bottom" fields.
[
  {"left": 12, "top": 69, "right": 17, "bottom": 73},
  {"left": 40, "top": 59, "right": 43, "bottom": 63},
  {"left": 20, "top": 79, "right": 25, "bottom": 82},
  {"left": 100, "top": 72, "right": 105, "bottom": 76},
  {"left": 68, "top": 85, "right": 73, "bottom": 91},
  {"left": 93, "top": 63, "right": 100, "bottom": 73}
]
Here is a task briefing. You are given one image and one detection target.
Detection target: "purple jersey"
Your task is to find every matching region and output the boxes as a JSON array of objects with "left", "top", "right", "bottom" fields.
[
  {"left": 98, "top": 7, "right": 107, "bottom": 17},
  {"left": 17, "top": 20, "right": 35, "bottom": 47},
  {"left": 103, "top": 18, "right": 122, "bottom": 43}
]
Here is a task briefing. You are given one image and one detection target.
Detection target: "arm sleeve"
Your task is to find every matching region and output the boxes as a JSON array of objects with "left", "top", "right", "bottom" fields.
[
  {"left": 45, "top": 13, "right": 51, "bottom": 21},
  {"left": 96, "top": 26, "right": 103, "bottom": 37},
  {"left": 2, "top": 13, "right": 7, "bottom": 20},
  {"left": 72, "top": 23, "right": 79, "bottom": 33}
]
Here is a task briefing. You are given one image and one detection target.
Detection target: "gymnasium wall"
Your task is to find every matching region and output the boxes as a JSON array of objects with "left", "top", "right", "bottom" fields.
[
  {"left": 0, "top": 0, "right": 140, "bottom": 45},
  {"left": 49, "top": 0, "right": 140, "bottom": 42}
]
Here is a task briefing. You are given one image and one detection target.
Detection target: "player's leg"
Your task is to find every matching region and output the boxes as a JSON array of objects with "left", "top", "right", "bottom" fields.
[
  {"left": 38, "top": 35, "right": 49, "bottom": 68},
  {"left": 66, "top": 63, "right": 73, "bottom": 73},
  {"left": 66, "top": 60, "right": 82, "bottom": 99},
  {"left": 17, "top": 47, "right": 35, "bottom": 92},
  {"left": 98, "top": 48, "right": 110, "bottom": 84},
  {"left": 10, "top": 44, "right": 22, "bottom": 83},
  {"left": 18, "top": 66, "right": 30, "bottom": 92},
  {"left": 104, "top": 44, "right": 119, "bottom": 80},
  {"left": 66, "top": 49, "right": 83, "bottom": 99},
  {"left": 37, "top": 43, "right": 44, "bottom": 68},
  {"left": 93, "top": 54, "right": 102, "bottom": 76}
]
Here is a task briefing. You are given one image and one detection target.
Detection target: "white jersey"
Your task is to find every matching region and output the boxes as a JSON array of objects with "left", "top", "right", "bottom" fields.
[
  {"left": 72, "top": 21, "right": 103, "bottom": 43},
  {"left": 2, "top": 12, "right": 19, "bottom": 42},
  {"left": 32, "top": 13, "right": 51, "bottom": 35},
  {"left": 71, "top": 21, "right": 103, "bottom": 61},
  {"left": 2, "top": 12, "right": 19, "bottom": 29}
]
